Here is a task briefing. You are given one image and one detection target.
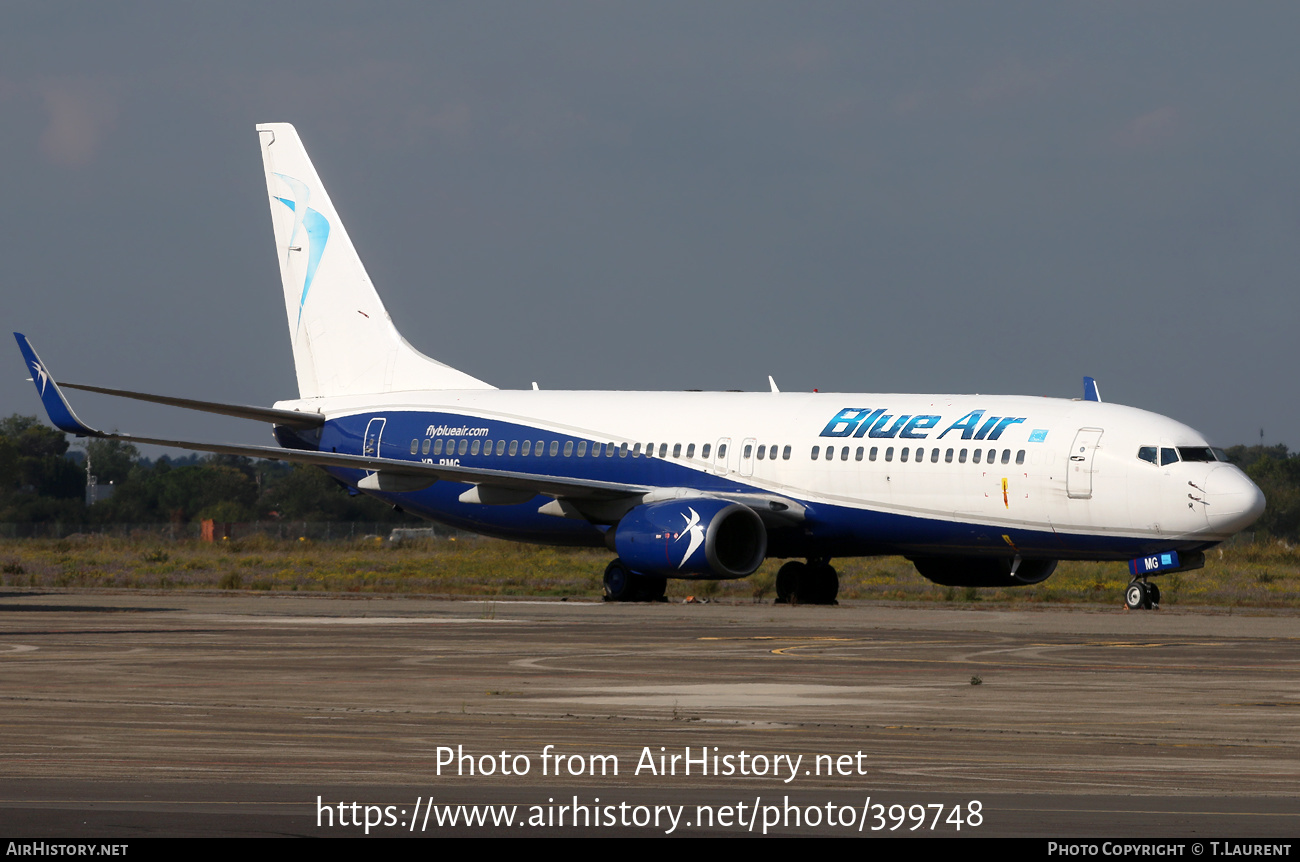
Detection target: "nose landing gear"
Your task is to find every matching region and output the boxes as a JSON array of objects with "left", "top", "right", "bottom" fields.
[{"left": 1125, "top": 578, "right": 1161, "bottom": 610}]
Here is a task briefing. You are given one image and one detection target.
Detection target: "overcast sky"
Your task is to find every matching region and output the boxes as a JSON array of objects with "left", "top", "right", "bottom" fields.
[{"left": 4, "top": 2, "right": 1299, "bottom": 454}]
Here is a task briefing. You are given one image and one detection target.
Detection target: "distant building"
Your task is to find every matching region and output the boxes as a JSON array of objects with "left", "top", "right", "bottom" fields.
[{"left": 85, "top": 480, "right": 114, "bottom": 505}]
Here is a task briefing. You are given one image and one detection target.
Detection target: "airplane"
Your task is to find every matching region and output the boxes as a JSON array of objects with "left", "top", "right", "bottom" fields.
[{"left": 14, "top": 123, "right": 1266, "bottom": 609}]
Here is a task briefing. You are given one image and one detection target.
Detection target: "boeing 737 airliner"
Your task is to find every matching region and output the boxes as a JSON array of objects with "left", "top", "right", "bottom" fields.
[{"left": 15, "top": 123, "right": 1265, "bottom": 607}]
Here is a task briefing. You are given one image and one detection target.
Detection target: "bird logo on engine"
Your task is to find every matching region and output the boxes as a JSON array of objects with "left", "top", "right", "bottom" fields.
[{"left": 676, "top": 507, "right": 705, "bottom": 568}]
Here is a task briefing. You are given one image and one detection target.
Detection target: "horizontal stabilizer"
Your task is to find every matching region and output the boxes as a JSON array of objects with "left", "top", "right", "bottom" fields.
[{"left": 58, "top": 381, "right": 324, "bottom": 428}]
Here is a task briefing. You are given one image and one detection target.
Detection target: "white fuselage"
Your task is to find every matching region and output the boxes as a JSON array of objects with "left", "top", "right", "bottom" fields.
[{"left": 275, "top": 389, "right": 1263, "bottom": 561}]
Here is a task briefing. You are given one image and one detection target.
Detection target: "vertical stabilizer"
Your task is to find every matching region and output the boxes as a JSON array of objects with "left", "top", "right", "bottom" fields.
[{"left": 256, "top": 123, "right": 494, "bottom": 398}]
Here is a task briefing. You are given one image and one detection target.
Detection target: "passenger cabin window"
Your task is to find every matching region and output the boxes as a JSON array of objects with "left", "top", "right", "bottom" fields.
[
  {"left": 945, "top": 448, "right": 953, "bottom": 463},
  {"left": 632, "top": 443, "right": 641, "bottom": 457},
  {"left": 619, "top": 443, "right": 629, "bottom": 458},
  {"left": 687, "top": 443, "right": 697, "bottom": 458},
  {"left": 718, "top": 444, "right": 728, "bottom": 458},
  {"left": 1016, "top": 450, "right": 1025, "bottom": 465},
  {"left": 885, "top": 447, "right": 894, "bottom": 462},
  {"left": 825, "top": 447, "right": 834, "bottom": 461},
  {"left": 900, "top": 448, "right": 909, "bottom": 462},
  {"left": 972, "top": 449, "right": 981, "bottom": 464},
  {"left": 577, "top": 441, "right": 587, "bottom": 457},
  {"left": 672, "top": 443, "right": 682, "bottom": 458},
  {"left": 855, "top": 446, "right": 864, "bottom": 461},
  {"left": 423, "top": 439, "right": 432, "bottom": 455},
  {"left": 659, "top": 443, "right": 668, "bottom": 458},
  {"left": 471, "top": 440, "right": 481, "bottom": 455},
  {"left": 1138, "top": 446, "right": 1157, "bottom": 464},
  {"left": 410, "top": 439, "right": 418, "bottom": 455},
  {"left": 563, "top": 441, "right": 574, "bottom": 457},
  {"left": 607, "top": 443, "right": 616, "bottom": 457},
  {"left": 840, "top": 446, "right": 849, "bottom": 461},
  {"left": 1160, "top": 448, "right": 1178, "bottom": 466},
  {"left": 509, "top": 440, "right": 519, "bottom": 456},
  {"left": 744, "top": 444, "right": 753, "bottom": 459},
  {"left": 458, "top": 439, "right": 469, "bottom": 456},
  {"left": 782, "top": 445, "right": 791, "bottom": 460},
  {"left": 701, "top": 444, "right": 710, "bottom": 459},
  {"left": 811, "top": 445, "right": 820, "bottom": 460},
  {"left": 931, "top": 448, "right": 940, "bottom": 463},
  {"left": 521, "top": 440, "right": 531, "bottom": 456},
  {"left": 959, "top": 449, "right": 967, "bottom": 463},
  {"left": 535, "top": 440, "right": 545, "bottom": 456}
]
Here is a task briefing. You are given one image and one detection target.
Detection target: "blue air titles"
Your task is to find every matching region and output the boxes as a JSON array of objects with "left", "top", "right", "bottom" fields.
[{"left": 820, "top": 408, "right": 1026, "bottom": 441}]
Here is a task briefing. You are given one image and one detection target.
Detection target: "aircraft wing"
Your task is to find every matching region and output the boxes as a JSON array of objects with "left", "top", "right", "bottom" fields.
[
  {"left": 13, "top": 333, "right": 644, "bottom": 502},
  {"left": 14, "top": 333, "right": 807, "bottom": 522}
]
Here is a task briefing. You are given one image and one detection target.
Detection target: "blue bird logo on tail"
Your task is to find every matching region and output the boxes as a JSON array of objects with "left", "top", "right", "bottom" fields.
[
  {"left": 29, "top": 358, "right": 49, "bottom": 395},
  {"left": 272, "top": 173, "right": 331, "bottom": 332}
]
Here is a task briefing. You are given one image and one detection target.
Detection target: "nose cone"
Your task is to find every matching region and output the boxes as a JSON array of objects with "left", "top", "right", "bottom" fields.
[{"left": 1204, "top": 466, "right": 1266, "bottom": 535}]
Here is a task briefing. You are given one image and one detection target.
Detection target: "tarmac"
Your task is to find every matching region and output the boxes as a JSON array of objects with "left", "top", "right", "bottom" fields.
[{"left": 0, "top": 589, "right": 1297, "bottom": 838}]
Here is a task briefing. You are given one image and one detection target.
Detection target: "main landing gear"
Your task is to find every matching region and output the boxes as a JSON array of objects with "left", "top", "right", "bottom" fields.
[
  {"left": 602, "top": 559, "right": 667, "bottom": 603},
  {"left": 774, "top": 559, "right": 839, "bottom": 605},
  {"left": 1125, "top": 578, "right": 1161, "bottom": 610}
]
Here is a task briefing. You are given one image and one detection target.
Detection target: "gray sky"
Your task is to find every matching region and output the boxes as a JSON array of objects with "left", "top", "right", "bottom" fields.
[{"left": 4, "top": 2, "right": 1299, "bottom": 453}]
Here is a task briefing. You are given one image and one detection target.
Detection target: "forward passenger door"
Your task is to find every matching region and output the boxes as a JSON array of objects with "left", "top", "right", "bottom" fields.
[{"left": 1067, "top": 428, "right": 1103, "bottom": 499}]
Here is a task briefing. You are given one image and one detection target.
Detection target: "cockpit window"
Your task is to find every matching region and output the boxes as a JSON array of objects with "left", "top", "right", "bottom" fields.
[
  {"left": 1178, "top": 447, "right": 1216, "bottom": 463},
  {"left": 1160, "top": 448, "right": 1179, "bottom": 466},
  {"left": 1212, "top": 447, "right": 1230, "bottom": 462},
  {"left": 1137, "top": 447, "right": 1157, "bottom": 464}
]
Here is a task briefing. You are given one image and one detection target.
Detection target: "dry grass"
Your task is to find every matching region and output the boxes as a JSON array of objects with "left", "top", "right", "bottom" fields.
[{"left": 1, "top": 535, "right": 1297, "bottom": 607}]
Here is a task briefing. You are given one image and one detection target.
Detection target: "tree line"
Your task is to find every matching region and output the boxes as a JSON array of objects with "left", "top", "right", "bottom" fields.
[{"left": 0, "top": 414, "right": 418, "bottom": 525}]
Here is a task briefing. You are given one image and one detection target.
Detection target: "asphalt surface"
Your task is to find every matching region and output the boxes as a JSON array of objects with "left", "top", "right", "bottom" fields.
[{"left": 0, "top": 589, "right": 1297, "bottom": 838}]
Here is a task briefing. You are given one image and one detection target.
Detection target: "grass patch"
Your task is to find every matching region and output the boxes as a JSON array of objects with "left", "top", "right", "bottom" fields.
[{"left": 0, "top": 535, "right": 1297, "bottom": 606}]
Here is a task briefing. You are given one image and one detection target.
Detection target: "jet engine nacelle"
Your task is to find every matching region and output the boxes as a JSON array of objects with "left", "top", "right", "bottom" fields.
[
  {"left": 614, "top": 498, "right": 767, "bottom": 579},
  {"left": 910, "top": 556, "right": 1058, "bottom": 587}
]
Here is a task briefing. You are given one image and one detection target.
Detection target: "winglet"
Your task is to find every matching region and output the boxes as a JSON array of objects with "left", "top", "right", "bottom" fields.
[
  {"left": 768, "top": 375, "right": 780, "bottom": 393},
  {"left": 12, "top": 334, "right": 101, "bottom": 436},
  {"left": 1083, "top": 376, "right": 1102, "bottom": 403}
]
